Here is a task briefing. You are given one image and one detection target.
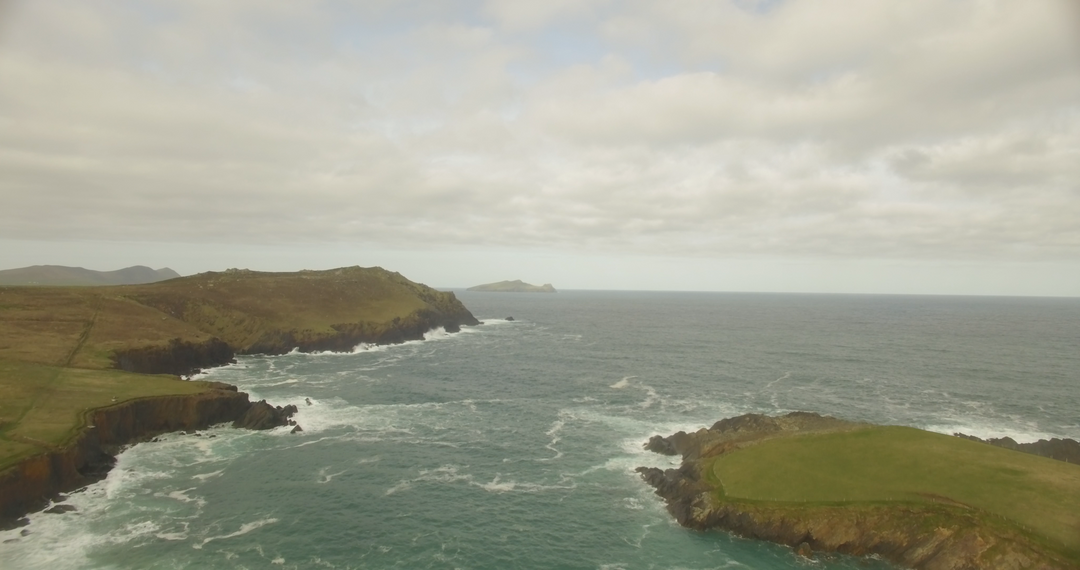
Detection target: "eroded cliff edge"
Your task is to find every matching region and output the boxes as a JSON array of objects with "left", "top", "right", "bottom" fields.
[
  {"left": 638, "top": 412, "right": 1080, "bottom": 570},
  {"left": 0, "top": 384, "right": 248, "bottom": 524}
]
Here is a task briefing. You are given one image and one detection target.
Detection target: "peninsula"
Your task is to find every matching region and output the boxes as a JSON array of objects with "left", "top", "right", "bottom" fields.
[
  {"left": 467, "top": 280, "right": 556, "bottom": 293},
  {"left": 0, "top": 266, "right": 479, "bottom": 525},
  {"left": 638, "top": 412, "right": 1080, "bottom": 570}
]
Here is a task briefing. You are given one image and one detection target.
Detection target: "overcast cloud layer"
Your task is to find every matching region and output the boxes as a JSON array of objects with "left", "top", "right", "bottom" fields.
[{"left": 1, "top": 1, "right": 1078, "bottom": 291}]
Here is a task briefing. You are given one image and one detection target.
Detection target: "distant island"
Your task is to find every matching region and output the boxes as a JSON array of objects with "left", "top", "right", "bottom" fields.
[
  {"left": 0, "top": 266, "right": 479, "bottom": 526},
  {"left": 467, "top": 280, "right": 556, "bottom": 293},
  {"left": 0, "top": 264, "right": 180, "bottom": 286},
  {"left": 639, "top": 412, "right": 1080, "bottom": 570}
]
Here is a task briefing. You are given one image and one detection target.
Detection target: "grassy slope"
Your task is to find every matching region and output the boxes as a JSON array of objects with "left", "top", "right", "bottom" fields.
[
  {"left": 0, "top": 266, "right": 472, "bottom": 471},
  {"left": 706, "top": 426, "right": 1080, "bottom": 556},
  {"left": 128, "top": 268, "right": 433, "bottom": 349}
]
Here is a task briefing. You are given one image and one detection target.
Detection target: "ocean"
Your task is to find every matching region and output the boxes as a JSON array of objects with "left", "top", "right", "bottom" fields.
[{"left": 2, "top": 291, "right": 1078, "bottom": 569}]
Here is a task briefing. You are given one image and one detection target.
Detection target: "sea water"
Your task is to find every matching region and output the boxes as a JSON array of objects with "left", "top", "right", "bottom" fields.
[{"left": 2, "top": 291, "right": 1078, "bottom": 569}]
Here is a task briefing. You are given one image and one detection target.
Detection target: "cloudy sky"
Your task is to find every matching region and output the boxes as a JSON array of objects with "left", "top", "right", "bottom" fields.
[{"left": 1, "top": 0, "right": 1078, "bottom": 294}]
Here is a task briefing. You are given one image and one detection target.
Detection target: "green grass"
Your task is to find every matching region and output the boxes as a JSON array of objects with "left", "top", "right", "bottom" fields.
[
  {"left": 0, "top": 359, "right": 210, "bottom": 471},
  {"left": 707, "top": 426, "right": 1080, "bottom": 552}
]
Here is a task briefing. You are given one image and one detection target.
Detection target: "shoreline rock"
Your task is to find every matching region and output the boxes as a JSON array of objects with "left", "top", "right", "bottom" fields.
[{"left": 954, "top": 433, "right": 1080, "bottom": 464}]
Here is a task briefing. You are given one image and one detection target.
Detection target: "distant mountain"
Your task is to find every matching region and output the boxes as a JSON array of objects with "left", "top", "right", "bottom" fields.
[
  {"left": 0, "top": 265, "right": 181, "bottom": 286},
  {"left": 467, "top": 280, "right": 556, "bottom": 293}
]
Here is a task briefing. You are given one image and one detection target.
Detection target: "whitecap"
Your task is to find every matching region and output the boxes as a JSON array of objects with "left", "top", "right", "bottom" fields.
[
  {"left": 316, "top": 467, "right": 347, "bottom": 484},
  {"left": 192, "top": 469, "right": 224, "bottom": 481},
  {"left": 193, "top": 518, "right": 279, "bottom": 549}
]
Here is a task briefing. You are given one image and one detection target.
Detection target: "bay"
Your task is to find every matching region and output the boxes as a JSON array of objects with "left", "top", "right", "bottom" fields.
[{"left": 3, "top": 291, "right": 1078, "bottom": 569}]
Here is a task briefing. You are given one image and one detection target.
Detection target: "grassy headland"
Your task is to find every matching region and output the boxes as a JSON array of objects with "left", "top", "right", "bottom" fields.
[
  {"left": 0, "top": 266, "right": 477, "bottom": 478},
  {"left": 640, "top": 413, "right": 1080, "bottom": 569}
]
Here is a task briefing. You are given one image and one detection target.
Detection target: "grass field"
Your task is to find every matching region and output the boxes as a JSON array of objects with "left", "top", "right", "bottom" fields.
[
  {"left": 706, "top": 426, "right": 1080, "bottom": 554},
  {"left": 0, "top": 359, "right": 212, "bottom": 471}
]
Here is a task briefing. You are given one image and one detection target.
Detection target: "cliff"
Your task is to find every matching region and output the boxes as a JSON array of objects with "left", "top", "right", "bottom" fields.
[
  {"left": 467, "top": 280, "right": 556, "bottom": 293},
  {"left": 638, "top": 413, "right": 1080, "bottom": 570},
  {"left": 0, "top": 384, "right": 251, "bottom": 525}
]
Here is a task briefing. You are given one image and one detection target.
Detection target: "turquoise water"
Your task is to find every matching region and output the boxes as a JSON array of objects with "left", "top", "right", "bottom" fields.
[{"left": 3, "top": 292, "right": 1079, "bottom": 569}]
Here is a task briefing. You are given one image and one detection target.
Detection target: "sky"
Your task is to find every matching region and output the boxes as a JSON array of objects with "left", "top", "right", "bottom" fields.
[{"left": 1, "top": 0, "right": 1078, "bottom": 295}]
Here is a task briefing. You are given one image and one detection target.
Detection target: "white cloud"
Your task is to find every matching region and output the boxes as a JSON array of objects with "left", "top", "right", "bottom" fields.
[{"left": 0, "top": 0, "right": 1077, "bottom": 281}]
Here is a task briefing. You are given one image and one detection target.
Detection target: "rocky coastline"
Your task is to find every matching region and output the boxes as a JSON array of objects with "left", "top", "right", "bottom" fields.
[
  {"left": 638, "top": 412, "right": 1077, "bottom": 570},
  {"left": 1, "top": 383, "right": 250, "bottom": 526},
  {"left": 0, "top": 266, "right": 482, "bottom": 528}
]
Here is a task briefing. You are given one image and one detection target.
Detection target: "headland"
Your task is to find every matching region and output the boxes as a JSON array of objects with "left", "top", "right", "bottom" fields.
[
  {"left": 467, "top": 280, "right": 556, "bottom": 293},
  {"left": 639, "top": 412, "right": 1080, "bottom": 570},
  {"left": 0, "top": 266, "right": 479, "bottom": 525}
]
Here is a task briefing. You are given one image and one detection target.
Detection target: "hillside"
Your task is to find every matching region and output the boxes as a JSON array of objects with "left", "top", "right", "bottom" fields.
[
  {"left": 0, "top": 266, "right": 479, "bottom": 512},
  {"left": 467, "top": 279, "right": 556, "bottom": 293},
  {"left": 0, "top": 265, "right": 180, "bottom": 286},
  {"left": 639, "top": 412, "right": 1080, "bottom": 570}
]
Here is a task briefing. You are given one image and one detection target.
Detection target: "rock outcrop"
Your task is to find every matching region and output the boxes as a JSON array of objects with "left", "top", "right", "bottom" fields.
[
  {"left": 955, "top": 433, "right": 1080, "bottom": 464},
  {"left": 638, "top": 412, "right": 1075, "bottom": 570},
  {"left": 232, "top": 401, "right": 298, "bottom": 430}
]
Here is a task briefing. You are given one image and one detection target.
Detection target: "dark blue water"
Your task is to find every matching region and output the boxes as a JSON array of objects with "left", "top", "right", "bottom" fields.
[{"left": 3, "top": 292, "right": 1078, "bottom": 569}]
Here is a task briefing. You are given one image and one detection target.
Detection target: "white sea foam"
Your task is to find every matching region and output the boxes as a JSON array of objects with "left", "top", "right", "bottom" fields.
[
  {"left": 609, "top": 376, "right": 635, "bottom": 389},
  {"left": 922, "top": 419, "right": 1057, "bottom": 443},
  {"left": 193, "top": 518, "right": 279, "bottom": 549},
  {"left": 160, "top": 488, "right": 207, "bottom": 509},
  {"left": 192, "top": 469, "right": 225, "bottom": 481},
  {"left": 540, "top": 419, "right": 565, "bottom": 461},
  {"left": 475, "top": 317, "right": 517, "bottom": 326},
  {"left": 316, "top": 466, "right": 347, "bottom": 484},
  {"left": 474, "top": 474, "right": 576, "bottom": 494}
]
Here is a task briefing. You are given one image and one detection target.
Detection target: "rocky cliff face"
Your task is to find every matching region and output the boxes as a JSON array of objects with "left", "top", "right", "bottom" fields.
[
  {"left": 0, "top": 383, "right": 302, "bottom": 527},
  {"left": 638, "top": 412, "right": 1073, "bottom": 570},
  {"left": 112, "top": 337, "right": 235, "bottom": 376},
  {"left": 242, "top": 307, "right": 477, "bottom": 355}
]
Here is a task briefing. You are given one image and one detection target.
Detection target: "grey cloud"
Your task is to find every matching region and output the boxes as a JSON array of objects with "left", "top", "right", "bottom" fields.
[{"left": 0, "top": 0, "right": 1077, "bottom": 264}]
